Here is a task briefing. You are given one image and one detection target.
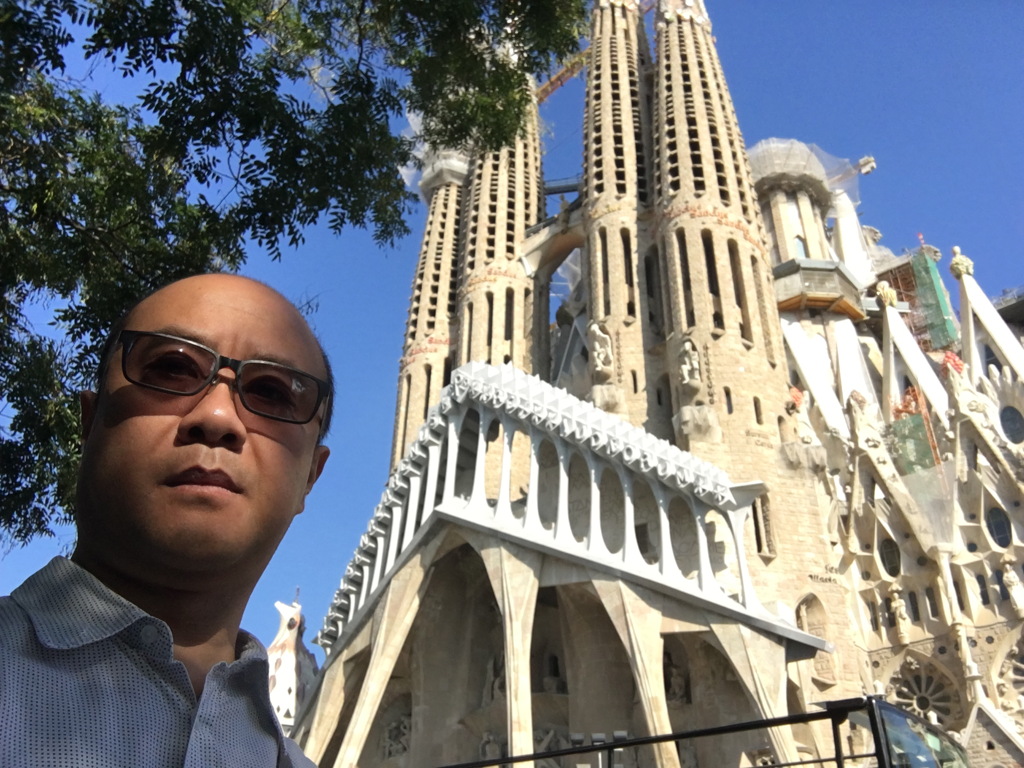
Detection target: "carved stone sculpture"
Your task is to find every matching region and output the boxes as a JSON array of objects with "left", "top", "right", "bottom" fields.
[
  {"left": 381, "top": 715, "right": 411, "bottom": 759},
  {"left": 1002, "top": 557, "right": 1024, "bottom": 619},
  {"left": 482, "top": 651, "right": 506, "bottom": 706},
  {"left": 875, "top": 280, "right": 898, "bottom": 308},
  {"left": 889, "top": 585, "right": 910, "bottom": 646},
  {"left": 588, "top": 321, "right": 614, "bottom": 383},
  {"left": 533, "top": 729, "right": 568, "bottom": 768},
  {"left": 678, "top": 338, "right": 701, "bottom": 389},
  {"left": 480, "top": 732, "right": 503, "bottom": 760},
  {"left": 949, "top": 246, "right": 974, "bottom": 278}
]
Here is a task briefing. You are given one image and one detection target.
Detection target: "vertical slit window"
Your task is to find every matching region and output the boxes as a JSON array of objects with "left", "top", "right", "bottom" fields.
[
  {"left": 729, "top": 240, "right": 752, "bottom": 342},
  {"left": 702, "top": 230, "right": 719, "bottom": 297},
  {"left": 399, "top": 373, "right": 411, "bottom": 455},
  {"left": 645, "top": 247, "right": 663, "bottom": 333},
  {"left": 677, "top": 229, "right": 694, "bottom": 328},
  {"left": 423, "top": 365, "right": 432, "bottom": 421},
  {"left": 486, "top": 292, "right": 494, "bottom": 363},
  {"left": 752, "top": 494, "right": 773, "bottom": 555},
  {"left": 622, "top": 229, "right": 636, "bottom": 319},
  {"left": 703, "top": 230, "right": 723, "bottom": 330},
  {"left": 995, "top": 569, "right": 1010, "bottom": 600},
  {"left": 751, "top": 255, "right": 775, "bottom": 365},
  {"left": 977, "top": 573, "right": 991, "bottom": 605},
  {"left": 600, "top": 228, "right": 611, "bottom": 317},
  {"left": 504, "top": 288, "right": 514, "bottom": 342},
  {"left": 907, "top": 591, "right": 920, "bottom": 621}
]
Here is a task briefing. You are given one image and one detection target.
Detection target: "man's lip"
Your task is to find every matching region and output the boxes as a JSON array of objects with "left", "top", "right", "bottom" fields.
[{"left": 165, "top": 467, "right": 242, "bottom": 493}]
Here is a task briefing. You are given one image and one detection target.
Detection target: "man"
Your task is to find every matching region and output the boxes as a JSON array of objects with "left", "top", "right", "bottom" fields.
[{"left": 0, "top": 274, "right": 330, "bottom": 766}]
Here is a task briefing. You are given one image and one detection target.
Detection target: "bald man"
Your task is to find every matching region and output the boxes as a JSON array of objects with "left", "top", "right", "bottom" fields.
[{"left": 1, "top": 275, "right": 330, "bottom": 767}]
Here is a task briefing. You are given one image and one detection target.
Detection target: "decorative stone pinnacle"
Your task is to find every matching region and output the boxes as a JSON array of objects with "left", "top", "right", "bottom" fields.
[
  {"left": 949, "top": 246, "right": 974, "bottom": 279},
  {"left": 875, "top": 280, "right": 898, "bottom": 308},
  {"left": 660, "top": 0, "right": 708, "bottom": 25}
]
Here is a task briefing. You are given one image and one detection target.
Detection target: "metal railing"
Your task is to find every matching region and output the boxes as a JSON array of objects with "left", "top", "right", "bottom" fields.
[{"left": 433, "top": 697, "right": 967, "bottom": 768}]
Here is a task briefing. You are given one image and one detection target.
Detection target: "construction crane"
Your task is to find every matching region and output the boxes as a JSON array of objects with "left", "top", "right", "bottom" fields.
[{"left": 534, "top": 0, "right": 657, "bottom": 103}]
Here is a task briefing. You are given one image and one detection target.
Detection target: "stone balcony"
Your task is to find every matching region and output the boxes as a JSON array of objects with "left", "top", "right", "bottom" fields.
[{"left": 773, "top": 259, "right": 867, "bottom": 320}]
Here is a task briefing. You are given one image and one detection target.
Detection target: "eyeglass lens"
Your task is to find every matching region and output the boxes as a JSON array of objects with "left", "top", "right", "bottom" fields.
[{"left": 123, "top": 333, "right": 321, "bottom": 423}]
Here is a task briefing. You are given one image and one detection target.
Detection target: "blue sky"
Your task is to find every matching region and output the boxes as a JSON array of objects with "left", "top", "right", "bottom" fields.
[{"left": 3, "top": 2, "right": 1023, "bottom": 659}]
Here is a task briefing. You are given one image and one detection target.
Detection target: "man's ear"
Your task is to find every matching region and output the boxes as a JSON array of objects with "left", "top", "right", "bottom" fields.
[
  {"left": 304, "top": 445, "right": 330, "bottom": 496},
  {"left": 80, "top": 391, "right": 99, "bottom": 442}
]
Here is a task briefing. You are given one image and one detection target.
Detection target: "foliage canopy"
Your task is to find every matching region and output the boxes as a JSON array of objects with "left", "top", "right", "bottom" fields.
[{"left": 0, "top": 0, "right": 586, "bottom": 545}]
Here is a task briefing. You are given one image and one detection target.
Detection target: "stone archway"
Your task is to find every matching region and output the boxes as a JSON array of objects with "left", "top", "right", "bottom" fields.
[{"left": 795, "top": 594, "right": 836, "bottom": 686}]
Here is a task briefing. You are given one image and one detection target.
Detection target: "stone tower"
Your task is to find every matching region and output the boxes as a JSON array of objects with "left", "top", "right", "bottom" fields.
[
  {"left": 390, "top": 149, "right": 467, "bottom": 467},
  {"left": 452, "top": 98, "right": 544, "bottom": 372},
  {"left": 296, "top": 2, "right": 1024, "bottom": 767},
  {"left": 578, "top": 0, "right": 653, "bottom": 424},
  {"left": 641, "top": 0, "right": 859, "bottom": 684},
  {"left": 651, "top": 0, "right": 783, "bottom": 472}
]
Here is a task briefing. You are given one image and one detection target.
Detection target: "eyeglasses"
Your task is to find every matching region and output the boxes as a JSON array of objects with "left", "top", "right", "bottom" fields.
[{"left": 117, "top": 330, "right": 329, "bottom": 426}]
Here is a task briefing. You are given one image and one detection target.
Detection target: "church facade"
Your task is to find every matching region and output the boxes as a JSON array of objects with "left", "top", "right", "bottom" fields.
[{"left": 282, "top": 2, "right": 1024, "bottom": 766}]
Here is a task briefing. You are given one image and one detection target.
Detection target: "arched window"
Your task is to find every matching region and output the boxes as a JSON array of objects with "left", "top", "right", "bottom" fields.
[
  {"left": 879, "top": 538, "right": 901, "bottom": 577},
  {"left": 976, "top": 573, "right": 991, "bottom": 605},
  {"left": 793, "top": 235, "right": 809, "bottom": 260},
  {"left": 907, "top": 591, "right": 920, "bottom": 621},
  {"left": 984, "top": 344, "right": 1002, "bottom": 373},
  {"left": 1001, "top": 406, "right": 1024, "bottom": 444},
  {"left": 751, "top": 494, "right": 774, "bottom": 556},
  {"left": 986, "top": 507, "right": 1012, "bottom": 548}
]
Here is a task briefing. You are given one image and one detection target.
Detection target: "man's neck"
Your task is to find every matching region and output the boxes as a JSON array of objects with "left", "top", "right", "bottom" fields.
[{"left": 71, "top": 550, "right": 251, "bottom": 697}]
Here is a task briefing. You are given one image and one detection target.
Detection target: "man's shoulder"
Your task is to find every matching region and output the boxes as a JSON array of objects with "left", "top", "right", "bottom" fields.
[
  {"left": 0, "top": 593, "right": 43, "bottom": 691},
  {"left": 1, "top": 558, "right": 72, "bottom": 651},
  {"left": 0, "top": 589, "right": 29, "bottom": 617},
  {"left": 0, "top": 590, "right": 36, "bottom": 643}
]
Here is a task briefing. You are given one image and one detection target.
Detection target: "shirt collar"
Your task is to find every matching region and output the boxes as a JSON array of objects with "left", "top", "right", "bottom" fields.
[
  {"left": 13, "top": 557, "right": 273, "bottom": 659},
  {"left": 12, "top": 556, "right": 151, "bottom": 649},
  {"left": 12, "top": 557, "right": 293, "bottom": 756}
]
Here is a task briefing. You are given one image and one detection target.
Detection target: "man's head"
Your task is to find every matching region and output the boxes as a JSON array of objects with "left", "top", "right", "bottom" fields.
[
  {"left": 74, "top": 274, "right": 331, "bottom": 592},
  {"left": 93, "top": 285, "right": 335, "bottom": 438}
]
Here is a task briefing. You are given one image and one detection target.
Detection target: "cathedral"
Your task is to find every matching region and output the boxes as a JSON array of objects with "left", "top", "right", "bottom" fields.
[{"left": 268, "top": 1, "right": 1024, "bottom": 765}]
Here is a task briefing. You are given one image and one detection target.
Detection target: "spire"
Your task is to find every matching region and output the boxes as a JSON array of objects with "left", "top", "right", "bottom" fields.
[
  {"left": 659, "top": 0, "right": 711, "bottom": 26},
  {"left": 267, "top": 600, "right": 319, "bottom": 734},
  {"left": 452, "top": 93, "right": 544, "bottom": 371},
  {"left": 578, "top": 0, "right": 659, "bottom": 424},
  {"left": 652, "top": 0, "right": 755, "bottom": 221},
  {"left": 390, "top": 149, "right": 467, "bottom": 468},
  {"left": 649, "top": 0, "right": 786, "bottom": 474}
]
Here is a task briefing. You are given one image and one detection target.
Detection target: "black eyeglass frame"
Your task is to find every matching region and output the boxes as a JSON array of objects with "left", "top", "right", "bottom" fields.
[{"left": 117, "top": 330, "right": 330, "bottom": 427}]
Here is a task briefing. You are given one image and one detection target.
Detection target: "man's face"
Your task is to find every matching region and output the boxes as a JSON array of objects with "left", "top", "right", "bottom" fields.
[{"left": 75, "top": 275, "right": 330, "bottom": 590}]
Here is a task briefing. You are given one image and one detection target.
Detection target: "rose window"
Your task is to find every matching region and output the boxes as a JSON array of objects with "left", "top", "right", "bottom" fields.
[{"left": 889, "top": 659, "right": 960, "bottom": 727}]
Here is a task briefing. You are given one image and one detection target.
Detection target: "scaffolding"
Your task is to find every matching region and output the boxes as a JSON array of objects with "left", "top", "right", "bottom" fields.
[{"left": 877, "top": 248, "right": 959, "bottom": 351}]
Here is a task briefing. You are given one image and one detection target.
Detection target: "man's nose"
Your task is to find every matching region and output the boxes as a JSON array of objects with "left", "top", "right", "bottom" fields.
[{"left": 177, "top": 374, "right": 248, "bottom": 448}]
